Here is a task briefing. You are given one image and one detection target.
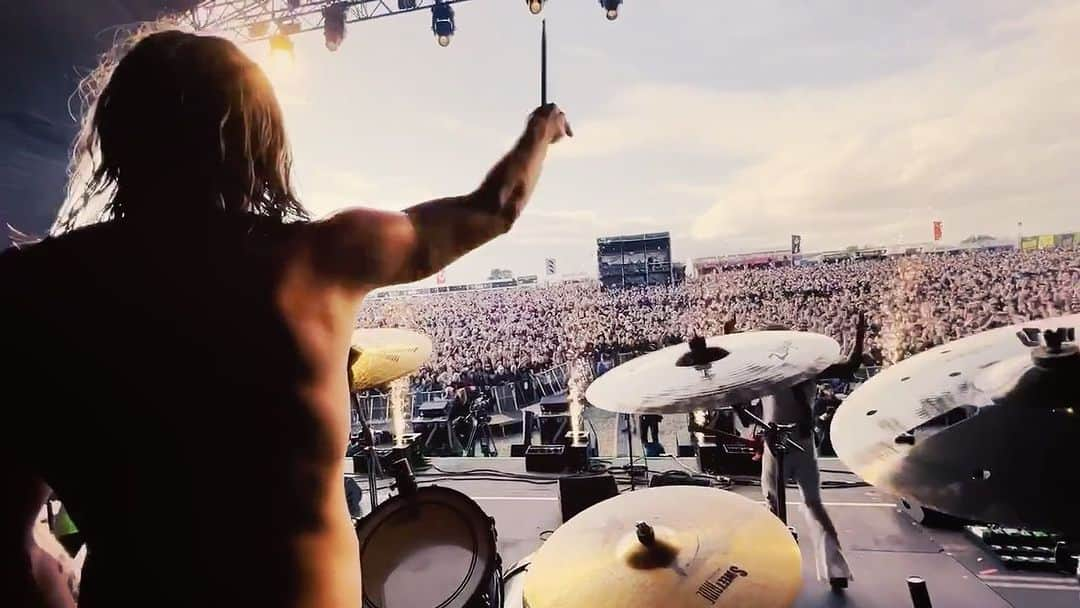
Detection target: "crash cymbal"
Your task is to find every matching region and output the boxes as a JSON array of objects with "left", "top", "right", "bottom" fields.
[
  {"left": 832, "top": 314, "right": 1080, "bottom": 534},
  {"left": 585, "top": 332, "right": 840, "bottom": 414},
  {"left": 349, "top": 328, "right": 432, "bottom": 391},
  {"left": 523, "top": 486, "right": 802, "bottom": 608}
]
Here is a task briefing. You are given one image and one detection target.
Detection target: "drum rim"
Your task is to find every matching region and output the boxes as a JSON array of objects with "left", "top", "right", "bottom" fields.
[{"left": 355, "top": 485, "right": 497, "bottom": 608}]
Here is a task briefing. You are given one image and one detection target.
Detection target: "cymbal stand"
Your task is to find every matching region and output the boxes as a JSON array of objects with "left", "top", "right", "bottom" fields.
[
  {"left": 351, "top": 391, "right": 381, "bottom": 512},
  {"left": 731, "top": 403, "right": 804, "bottom": 525}
]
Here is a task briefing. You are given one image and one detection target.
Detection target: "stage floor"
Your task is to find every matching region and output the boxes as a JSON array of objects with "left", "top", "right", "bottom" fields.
[{"left": 350, "top": 456, "right": 1079, "bottom": 608}]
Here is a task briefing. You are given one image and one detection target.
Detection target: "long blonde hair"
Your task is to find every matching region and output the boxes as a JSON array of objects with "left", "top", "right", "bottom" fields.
[{"left": 54, "top": 25, "right": 307, "bottom": 234}]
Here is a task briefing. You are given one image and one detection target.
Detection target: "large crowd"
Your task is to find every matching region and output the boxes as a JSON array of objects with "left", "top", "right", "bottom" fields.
[{"left": 357, "top": 248, "right": 1080, "bottom": 393}]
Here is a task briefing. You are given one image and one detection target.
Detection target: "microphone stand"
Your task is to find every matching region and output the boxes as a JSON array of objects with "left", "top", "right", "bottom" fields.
[{"left": 730, "top": 402, "right": 804, "bottom": 525}]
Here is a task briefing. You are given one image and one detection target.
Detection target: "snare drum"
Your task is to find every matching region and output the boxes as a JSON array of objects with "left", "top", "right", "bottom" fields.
[{"left": 355, "top": 486, "right": 502, "bottom": 608}]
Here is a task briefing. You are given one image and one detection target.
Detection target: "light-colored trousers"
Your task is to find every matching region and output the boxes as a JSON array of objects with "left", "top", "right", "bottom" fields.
[{"left": 762, "top": 436, "right": 853, "bottom": 582}]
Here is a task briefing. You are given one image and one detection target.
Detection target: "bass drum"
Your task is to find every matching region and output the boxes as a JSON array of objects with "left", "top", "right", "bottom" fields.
[{"left": 356, "top": 486, "right": 502, "bottom": 608}]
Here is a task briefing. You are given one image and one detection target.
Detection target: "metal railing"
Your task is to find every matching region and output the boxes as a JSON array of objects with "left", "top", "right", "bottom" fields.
[{"left": 355, "top": 384, "right": 528, "bottom": 430}]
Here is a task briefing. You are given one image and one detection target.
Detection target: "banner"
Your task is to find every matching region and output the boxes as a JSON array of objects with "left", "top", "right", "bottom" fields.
[
  {"left": 1037, "top": 234, "right": 1055, "bottom": 249},
  {"left": 790, "top": 234, "right": 801, "bottom": 255},
  {"left": 545, "top": 258, "right": 557, "bottom": 275},
  {"left": 1020, "top": 237, "right": 1038, "bottom": 251},
  {"left": 932, "top": 221, "right": 942, "bottom": 241}
]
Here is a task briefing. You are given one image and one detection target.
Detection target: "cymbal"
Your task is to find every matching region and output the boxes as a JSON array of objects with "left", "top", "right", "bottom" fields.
[
  {"left": 523, "top": 486, "right": 802, "bottom": 608},
  {"left": 349, "top": 328, "right": 433, "bottom": 391},
  {"left": 585, "top": 332, "right": 840, "bottom": 414},
  {"left": 832, "top": 314, "right": 1080, "bottom": 534}
]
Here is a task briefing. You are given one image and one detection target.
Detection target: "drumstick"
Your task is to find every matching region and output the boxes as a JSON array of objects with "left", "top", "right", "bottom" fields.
[{"left": 541, "top": 19, "right": 547, "bottom": 106}]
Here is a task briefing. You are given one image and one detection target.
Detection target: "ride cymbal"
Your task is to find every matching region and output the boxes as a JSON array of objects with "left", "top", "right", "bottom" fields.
[
  {"left": 585, "top": 332, "right": 840, "bottom": 414},
  {"left": 523, "top": 486, "right": 802, "bottom": 608},
  {"left": 349, "top": 328, "right": 433, "bottom": 391},
  {"left": 832, "top": 314, "right": 1080, "bottom": 534}
]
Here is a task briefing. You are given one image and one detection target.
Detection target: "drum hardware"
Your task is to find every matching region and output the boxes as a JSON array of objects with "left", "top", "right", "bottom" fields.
[
  {"left": 906, "top": 576, "right": 933, "bottom": 608},
  {"left": 350, "top": 389, "right": 382, "bottom": 512}
]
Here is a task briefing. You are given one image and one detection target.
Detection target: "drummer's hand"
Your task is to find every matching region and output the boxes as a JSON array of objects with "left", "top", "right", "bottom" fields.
[{"left": 529, "top": 103, "right": 573, "bottom": 143}]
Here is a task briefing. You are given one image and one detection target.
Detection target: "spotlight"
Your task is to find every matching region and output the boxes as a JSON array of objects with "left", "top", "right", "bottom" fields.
[
  {"left": 248, "top": 22, "right": 270, "bottom": 38},
  {"left": 323, "top": 3, "right": 347, "bottom": 51},
  {"left": 287, "top": 0, "right": 301, "bottom": 9},
  {"left": 431, "top": 1, "right": 455, "bottom": 47},
  {"left": 600, "top": 0, "right": 622, "bottom": 20},
  {"left": 398, "top": 0, "right": 417, "bottom": 8},
  {"left": 527, "top": 0, "right": 544, "bottom": 15},
  {"left": 268, "top": 32, "right": 295, "bottom": 57},
  {"left": 278, "top": 20, "right": 302, "bottom": 36}
]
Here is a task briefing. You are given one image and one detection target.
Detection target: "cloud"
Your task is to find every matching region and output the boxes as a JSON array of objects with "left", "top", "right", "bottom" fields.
[{"left": 559, "top": 1, "right": 1080, "bottom": 251}]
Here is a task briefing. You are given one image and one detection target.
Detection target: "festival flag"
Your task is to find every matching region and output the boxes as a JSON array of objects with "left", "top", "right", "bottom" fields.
[
  {"left": 932, "top": 221, "right": 943, "bottom": 242},
  {"left": 436, "top": 270, "right": 446, "bottom": 285},
  {"left": 790, "top": 234, "right": 802, "bottom": 255},
  {"left": 545, "top": 258, "right": 557, "bottom": 275}
]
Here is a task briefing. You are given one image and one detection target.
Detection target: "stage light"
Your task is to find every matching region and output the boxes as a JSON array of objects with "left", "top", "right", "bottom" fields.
[
  {"left": 287, "top": 0, "right": 301, "bottom": 9},
  {"left": 278, "top": 20, "right": 302, "bottom": 36},
  {"left": 527, "top": 0, "right": 544, "bottom": 15},
  {"left": 323, "top": 3, "right": 347, "bottom": 51},
  {"left": 600, "top": 0, "right": 622, "bottom": 20},
  {"left": 431, "top": 1, "right": 455, "bottom": 47},
  {"left": 398, "top": 0, "right": 417, "bottom": 8},
  {"left": 268, "top": 32, "right": 295, "bottom": 58},
  {"left": 248, "top": 22, "right": 270, "bottom": 38}
]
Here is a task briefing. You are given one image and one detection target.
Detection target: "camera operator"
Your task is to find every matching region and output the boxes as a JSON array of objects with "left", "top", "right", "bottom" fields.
[{"left": 449, "top": 385, "right": 497, "bottom": 457}]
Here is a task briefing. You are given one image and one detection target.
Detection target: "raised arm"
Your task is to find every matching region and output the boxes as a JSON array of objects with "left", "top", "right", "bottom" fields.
[
  {"left": 308, "top": 105, "right": 571, "bottom": 290},
  {"left": 818, "top": 312, "right": 866, "bottom": 381}
]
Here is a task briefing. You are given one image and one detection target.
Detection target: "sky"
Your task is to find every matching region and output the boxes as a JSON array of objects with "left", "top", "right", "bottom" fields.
[{"left": 30, "top": 0, "right": 1080, "bottom": 285}]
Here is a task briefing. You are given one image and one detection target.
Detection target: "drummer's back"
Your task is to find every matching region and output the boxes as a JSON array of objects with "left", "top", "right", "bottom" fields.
[{"left": 3, "top": 215, "right": 360, "bottom": 607}]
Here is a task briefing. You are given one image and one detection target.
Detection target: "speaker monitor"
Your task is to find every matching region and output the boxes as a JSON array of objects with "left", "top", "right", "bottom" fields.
[{"left": 557, "top": 473, "right": 618, "bottom": 523}]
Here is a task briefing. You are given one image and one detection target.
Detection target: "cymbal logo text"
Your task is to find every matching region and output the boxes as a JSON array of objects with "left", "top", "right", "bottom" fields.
[{"left": 696, "top": 565, "right": 749, "bottom": 604}]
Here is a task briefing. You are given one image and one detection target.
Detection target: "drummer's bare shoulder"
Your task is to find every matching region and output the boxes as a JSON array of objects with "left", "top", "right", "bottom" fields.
[{"left": 300, "top": 105, "right": 570, "bottom": 292}]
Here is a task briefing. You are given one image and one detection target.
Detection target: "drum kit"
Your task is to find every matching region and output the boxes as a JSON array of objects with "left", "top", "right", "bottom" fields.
[
  {"left": 831, "top": 313, "right": 1080, "bottom": 536},
  {"left": 348, "top": 314, "right": 1080, "bottom": 607}
]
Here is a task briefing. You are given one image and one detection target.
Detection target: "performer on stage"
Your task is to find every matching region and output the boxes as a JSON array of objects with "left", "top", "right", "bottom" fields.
[
  {"left": 1, "top": 29, "right": 570, "bottom": 608},
  {"left": 757, "top": 314, "right": 865, "bottom": 590}
]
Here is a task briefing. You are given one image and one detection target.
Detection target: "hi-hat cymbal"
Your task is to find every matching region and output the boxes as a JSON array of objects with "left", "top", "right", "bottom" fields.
[
  {"left": 349, "top": 328, "right": 432, "bottom": 391},
  {"left": 832, "top": 314, "right": 1080, "bottom": 534},
  {"left": 523, "top": 486, "right": 802, "bottom": 608},
  {"left": 585, "top": 332, "right": 840, "bottom": 414}
]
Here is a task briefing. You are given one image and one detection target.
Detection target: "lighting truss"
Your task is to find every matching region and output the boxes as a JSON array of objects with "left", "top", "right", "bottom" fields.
[{"left": 180, "top": 0, "right": 474, "bottom": 41}]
